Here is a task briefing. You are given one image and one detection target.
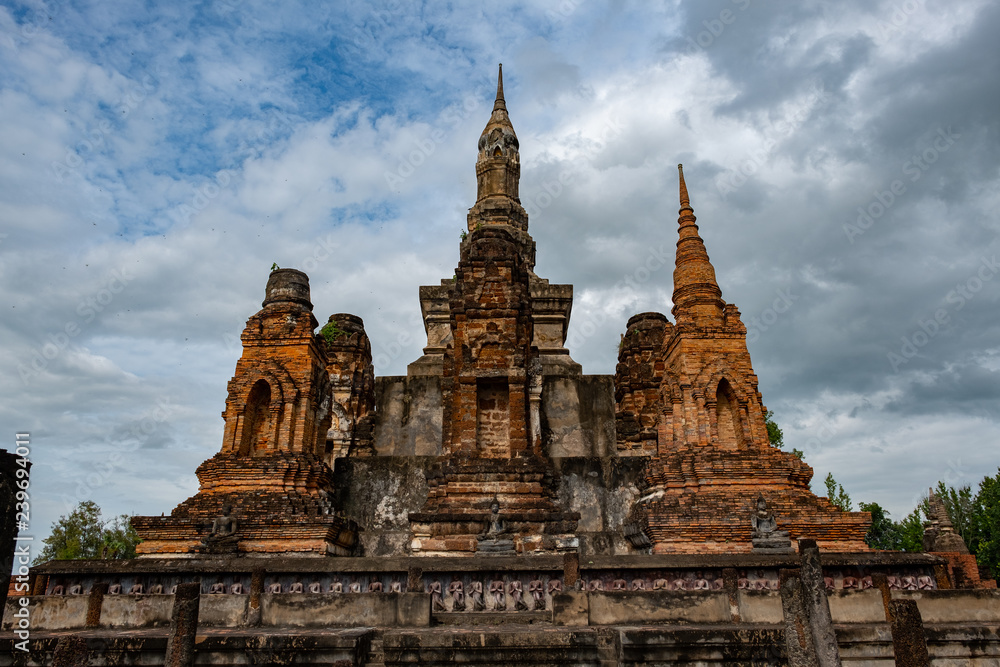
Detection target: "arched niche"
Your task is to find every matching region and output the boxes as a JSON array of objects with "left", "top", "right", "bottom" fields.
[
  {"left": 715, "top": 379, "right": 744, "bottom": 450},
  {"left": 238, "top": 379, "right": 272, "bottom": 456}
]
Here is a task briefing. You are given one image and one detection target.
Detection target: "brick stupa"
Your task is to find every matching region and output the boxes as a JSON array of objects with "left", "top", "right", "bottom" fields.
[
  {"left": 132, "top": 270, "right": 360, "bottom": 556},
  {"left": 406, "top": 65, "right": 580, "bottom": 554},
  {"left": 616, "top": 166, "right": 870, "bottom": 553}
]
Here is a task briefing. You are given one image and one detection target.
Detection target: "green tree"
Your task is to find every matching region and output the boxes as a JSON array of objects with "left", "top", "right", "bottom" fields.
[
  {"left": 824, "top": 472, "right": 853, "bottom": 511},
  {"left": 859, "top": 501, "right": 901, "bottom": 550},
  {"left": 764, "top": 410, "right": 783, "bottom": 448},
  {"left": 35, "top": 501, "right": 141, "bottom": 564},
  {"left": 895, "top": 506, "right": 926, "bottom": 552},
  {"left": 971, "top": 469, "right": 1000, "bottom": 582},
  {"left": 765, "top": 409, "right": 803, "bottom": 459},
  {"left": 99, "top": 514, "right": 141, "bottom": 559}
]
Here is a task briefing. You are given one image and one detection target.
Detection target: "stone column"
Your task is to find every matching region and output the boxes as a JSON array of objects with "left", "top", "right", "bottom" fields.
[
  {"left": 528, "top": 361, "right": 543, "bottom": 453},
  {"left": 872, "top": 573, "right": 892, "bottom": 621},
  {"left": 0, "top": 449, "right": 25, "bottom": 615},
  {"left": 888, "top": 600, "right": 930, "bottom": 666},
  {"left": 31, "top": 573, "right": 48, "bottom": 596},
  {"left": 722, "top": 567, "right": 741, "bottom": 623},
  {"left": 933, "top": 563, "right": 951, "bottom": 589},
  {"left": 797, "top": 539, "right": 841, "bottom": 667},
  {"left": 85, "top": 582, "right": 108, "bottom": 628},
  {"left": 165, "top": 582, "right": 201, "bottom": 667},
  {"left": 246, "top": 567, "right": 264, "bottom": 626},
  {"left": 779, "top": 569, "right": 820, "bottom": 667},
  {"left": 407, "top": 566, "right": 423, "bottom": 592},
  {"left": 563, "top": 551, "right": 580, "bottom": 589}
]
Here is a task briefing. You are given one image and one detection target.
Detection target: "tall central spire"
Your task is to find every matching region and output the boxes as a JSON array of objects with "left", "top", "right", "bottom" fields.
[
  {"left": 672, "top": 164, "right": 724, "bottom": 326},
  {"left": 471, "top": 64, "right": 525, "bottom": 231},
  {"left": 494, "top": 63, "right": 506, "bottom": 111}
]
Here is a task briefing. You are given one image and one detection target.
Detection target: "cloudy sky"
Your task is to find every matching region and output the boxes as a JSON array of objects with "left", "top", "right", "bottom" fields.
[{"left": 2, "top": 0, "right": 998, "bottom": 546}]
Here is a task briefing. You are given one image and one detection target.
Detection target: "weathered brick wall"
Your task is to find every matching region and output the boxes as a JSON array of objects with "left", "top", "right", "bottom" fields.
[
  {"left": 133, "top": 270, "right": 358, "bottom": 556},
  {"left": 322, "top": 313, "right": 376, "bottom": 458},
  {"left": 614, "top": 312, "right": 669, "bottom": 455},
  {"left": 441, "top": 227, "right": 534, "bottom": 459}
]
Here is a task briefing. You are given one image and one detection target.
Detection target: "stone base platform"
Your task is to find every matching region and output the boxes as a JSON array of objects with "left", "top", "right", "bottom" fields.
[
  {"left": 4, "top": 621, "right": 999, "bottom": 666},
  {"left": 133, "top": 453, "right": 360, "bottom": 556},
  {"left": 9, "top": 552, "right": 997, "bottom": 665},
  {"left": 409, "top": 457, "right": 580, "bottom": 555}
]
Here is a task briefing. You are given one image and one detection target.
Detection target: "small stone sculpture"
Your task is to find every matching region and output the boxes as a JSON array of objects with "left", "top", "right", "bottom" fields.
[
  {"left": 448, "top": 576, "right": 464, "bottom": 611},
  {"left": 199, "top": 503, "right": 240, "bottom": 554},
  {"left": 750, "top": 494, "right": 792, "bottom": 554},
  {"left": 508, "top": 580, "right": 528, "bottom": 611},
  {"left": 529, "top": 577, "right": 545, "bottom": 610},
  {"left": 477, "top": 498, "right": 516, "bottom": 556},
  {"left": 489, "top": 579, "right": 506, "bottom": 608},
  {"left": 470, "top": 580, "right": 485, "bottom": 611},
  {"left": 428, "top": 580, "right": 445, "bottom": 611}
]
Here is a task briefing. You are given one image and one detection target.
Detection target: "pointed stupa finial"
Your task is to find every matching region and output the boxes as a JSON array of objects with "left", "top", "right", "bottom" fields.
[
  {"left": 494, "top": 63, "right": 506, "bottom": 111},
  {"left": 672, "top": 164, "right": 725, "bottom": 325},
  {"left": 474, "top": 64, "right": 521, "bottom": 213},
  {"left": 678, "top": 163, "right": 691, "bottom": 211}
]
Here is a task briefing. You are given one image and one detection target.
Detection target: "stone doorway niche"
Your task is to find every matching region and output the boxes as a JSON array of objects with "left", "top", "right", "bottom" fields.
[
  {"left": 715, "top": 379, "right": 743, "bottom": 450},
  {"left": 239, "top": 379, "right": 272, "bottom": 456},
  {"left": 476, "top": 378, "right": 510, "bottom": 457}
]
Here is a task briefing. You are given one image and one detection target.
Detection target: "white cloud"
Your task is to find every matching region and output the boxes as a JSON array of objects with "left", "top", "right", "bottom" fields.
[{"left": 1, "top": 0, "right": 998, "bottom": 543}]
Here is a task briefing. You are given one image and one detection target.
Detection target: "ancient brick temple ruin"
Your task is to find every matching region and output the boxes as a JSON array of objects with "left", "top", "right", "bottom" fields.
[{"left": 5, "top": 66, "right": 998, "bottom": 666}]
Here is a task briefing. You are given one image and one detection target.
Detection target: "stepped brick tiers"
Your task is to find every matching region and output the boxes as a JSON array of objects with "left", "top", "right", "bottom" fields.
[
  {"left": 132, "top": 270, "right": 361, "bottom": 556},
  {"left": 617, "top": 166, "right": 871, "bottom": 555},
  {"left": 10, "top": 66, "right": 998, "bottom": 665},
  {"left": 407, "top": 66, "right": 579, "bottom": 556}
]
